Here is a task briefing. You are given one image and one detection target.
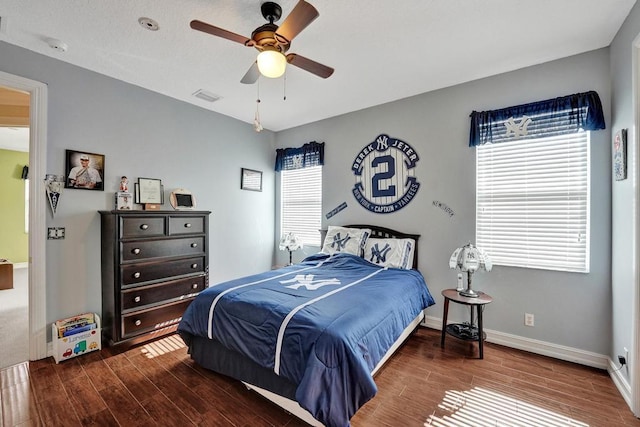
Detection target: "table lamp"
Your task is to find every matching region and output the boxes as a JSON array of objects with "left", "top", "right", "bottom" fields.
[
  {"left": 279, "top": 232, "right": 303, "bottom": 265},
  {"left": 449, "top": 242, "right": 492, "bottom": 298}
]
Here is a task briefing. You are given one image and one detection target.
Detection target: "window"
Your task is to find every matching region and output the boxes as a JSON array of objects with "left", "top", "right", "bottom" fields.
[
  {"left": 476, "top": 131, "right": 590, "bottom": 273},
  {"left": 281, "top": 166, "right": 322, "bottom": 246},
  {"left": 276, "top": 141, "right": 325, "bottom": 248},
  {"left": 471, "top": 91, "right": 604, "bottom": 273}
]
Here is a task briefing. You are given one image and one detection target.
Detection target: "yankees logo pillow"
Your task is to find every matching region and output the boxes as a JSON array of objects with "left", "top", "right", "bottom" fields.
[
  {"left": 321, "top": 226, "right": 371, "bottom": 256},
  {"left": 364, "top": 238, "right": 415, "bottom": 269}
]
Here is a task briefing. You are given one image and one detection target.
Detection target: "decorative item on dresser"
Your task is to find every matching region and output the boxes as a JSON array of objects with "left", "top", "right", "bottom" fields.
[{"left": 99, "top": 210, "right": 210, "bottom": 347}]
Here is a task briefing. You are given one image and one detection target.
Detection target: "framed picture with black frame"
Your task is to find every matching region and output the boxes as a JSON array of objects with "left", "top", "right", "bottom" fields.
[
  {"left": 241, "top": 168, "right": 262, "bottom": 192},
  {"left": 64, "top": 149, "right": 105, "bottom": 190}
]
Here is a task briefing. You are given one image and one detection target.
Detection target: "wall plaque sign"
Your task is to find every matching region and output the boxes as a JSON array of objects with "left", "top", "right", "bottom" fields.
[{"left": 351, "top": 134, "right": 420, "bottom": 214}]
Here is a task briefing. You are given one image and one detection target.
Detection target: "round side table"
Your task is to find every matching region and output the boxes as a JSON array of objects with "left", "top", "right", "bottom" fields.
[{"left": 440, "top": 288, "right": 493, "bottom": 359}]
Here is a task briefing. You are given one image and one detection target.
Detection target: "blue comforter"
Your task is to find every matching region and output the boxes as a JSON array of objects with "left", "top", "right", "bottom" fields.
[{"left": 178, "top": 253, "right": 435, "bottom": 426}]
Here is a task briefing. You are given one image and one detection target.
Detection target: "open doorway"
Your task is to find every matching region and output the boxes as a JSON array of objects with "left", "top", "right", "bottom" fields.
[
  {"left": 0, "top": 71, "right": 48, "bottom": 365},
  {"left": 0, "top": 86, "right": 30, "bottom": 369}
]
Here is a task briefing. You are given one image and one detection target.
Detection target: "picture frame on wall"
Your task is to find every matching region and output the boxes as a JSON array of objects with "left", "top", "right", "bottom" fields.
[
  {"left": 614, "top": 129, "right": 627, "bottom": 181},
  {"left": 241, "top": 168, "right": 263, "bottom": 192},
  {"left": 65, "top": 149, "right": 105, "bottom": 190}
]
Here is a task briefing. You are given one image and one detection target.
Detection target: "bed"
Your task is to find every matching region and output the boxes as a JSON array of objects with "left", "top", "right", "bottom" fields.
[{"left": 177, "top": 225, "right": 435, "bottom": 426}]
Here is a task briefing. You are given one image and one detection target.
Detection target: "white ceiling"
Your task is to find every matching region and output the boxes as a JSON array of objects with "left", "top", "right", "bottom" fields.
[{"left": 0, "top": 0, "right": 635, "bottom": 132}]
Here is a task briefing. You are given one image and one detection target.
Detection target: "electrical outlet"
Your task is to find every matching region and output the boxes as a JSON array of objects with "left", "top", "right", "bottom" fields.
[{"left": 524, "top": 313, "right": 535, "bottom": 327}]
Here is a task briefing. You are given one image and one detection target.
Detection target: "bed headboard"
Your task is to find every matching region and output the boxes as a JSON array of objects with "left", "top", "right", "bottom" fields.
[{"left": 320, "top": 224, "right": 421, "bottom": 270}]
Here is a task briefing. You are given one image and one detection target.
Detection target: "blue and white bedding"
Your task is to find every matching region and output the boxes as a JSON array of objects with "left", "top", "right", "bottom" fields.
[{"left": 178, "top": 252, "right": 435, "bottom": 427}]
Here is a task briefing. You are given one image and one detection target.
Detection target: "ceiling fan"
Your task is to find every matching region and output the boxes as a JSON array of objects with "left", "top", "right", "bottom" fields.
[{"left": 190, "top": 0, "right": 334, "bottom": 84}]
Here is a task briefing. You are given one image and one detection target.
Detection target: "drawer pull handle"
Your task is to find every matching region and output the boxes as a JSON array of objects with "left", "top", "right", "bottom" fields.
[
  {"left": 191, "top": 263, "right": 198, "bottom": 269},
  {"left": 134, "top": 296, "right": 141, "bottom": 303},
  {"left": 133, "top": 272, "right": 141, "bottom": 279},
  {"left": 140, "top": 224, "right": 149, "bottom": 230},
  {"left": 191, "top": 243, "right": 198, "bottom": 248},
  {"left": 192, "top": 283, "right": 198, "bottom": 289},
  {"left": 135, "top": 320, "right": 142, "bottom": 326},
  {"left": 184, "top": 223, "right": 192, "bottom": 228},
  {"left": 132, "top": 248, "right": 141, "bottom": 255}
]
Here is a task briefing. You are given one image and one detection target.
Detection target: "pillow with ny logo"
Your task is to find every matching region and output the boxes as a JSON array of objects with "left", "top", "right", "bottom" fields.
[
  {"left": 321, "top": 226, "right": 371, "bottom": 256},
  {"left": 364, "top": 238, "right": 415, "bottom": 269}
]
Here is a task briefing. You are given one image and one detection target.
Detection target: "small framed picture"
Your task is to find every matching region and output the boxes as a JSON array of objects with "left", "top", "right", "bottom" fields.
[
  {"left": 116, "top": 192, "right": 133, "bottom": 210},
  {"left": 137, "top": 178, "right": 163, "bottom": 203},
  {"left": 614, "top": 129, "right": 627, "bottom": 181},
  {"left": 65, "top": 149, "right": 105, "bottom": 190},
  {"left": 241, "top": 168, "right": 262, "bottom": 192}
]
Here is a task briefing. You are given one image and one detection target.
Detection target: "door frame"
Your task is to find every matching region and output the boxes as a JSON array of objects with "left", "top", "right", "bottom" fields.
[
  {"left": 632, "top": 35, "right": 640, "bottom": 417},
  {"left": 0, "top": 70, "right": 48, "bottom": 360}
]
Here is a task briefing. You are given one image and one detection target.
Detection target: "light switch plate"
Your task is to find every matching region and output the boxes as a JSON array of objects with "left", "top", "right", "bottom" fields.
[{"left": 47, "top": 227, "right": 65, "bottom": 239}]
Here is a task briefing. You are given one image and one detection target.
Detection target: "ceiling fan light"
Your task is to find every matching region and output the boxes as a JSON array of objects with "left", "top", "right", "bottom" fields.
[{"left": 257, "top": 50, "right": 286, "bottom": 78}]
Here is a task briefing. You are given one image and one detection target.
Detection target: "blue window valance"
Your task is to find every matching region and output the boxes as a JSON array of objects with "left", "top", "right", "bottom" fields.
[
  {"left": 469, "top": 91, "right": 606, "bottom": 147},
  {"left": 275, "top": 141, "right": 324, "bottom": 172}
]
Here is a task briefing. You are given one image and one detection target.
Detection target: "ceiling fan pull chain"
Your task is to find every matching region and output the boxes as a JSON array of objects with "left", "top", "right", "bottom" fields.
[
  {"left": 254, "top": 80, "right": 263, "bottom": 132},
  {"left": 283, "top": 70, "right": 287, "bottom": 101}
]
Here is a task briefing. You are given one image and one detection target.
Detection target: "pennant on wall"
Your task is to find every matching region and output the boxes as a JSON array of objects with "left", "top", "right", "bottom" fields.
[{"left": 44, "top": 174, "right": 64, "bottom": 217}]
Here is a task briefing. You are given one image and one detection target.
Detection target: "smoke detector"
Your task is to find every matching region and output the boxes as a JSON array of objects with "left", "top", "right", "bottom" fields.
[{"left": 46, "top": 38, "right": 68, "bottom": 52}]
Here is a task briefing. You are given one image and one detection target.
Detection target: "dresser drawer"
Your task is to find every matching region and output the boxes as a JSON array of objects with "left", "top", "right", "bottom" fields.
[
  {"left": 169, "top": 216, "right": 205, "bottom": 235},
  {"left": 121, "top": 237, "right": 205, "bottom": 262},
  {"left": 121, "top": 216, "right": 166, "bottom": 238},
  {"left": 121, "top": 299, "right": 193, "bottom": 338},
  {"left": 121, "top": 275, "right": 206, "bottom": 311},
  {"left": 121, "top": 256, "right": 205, "bottom": 286}
]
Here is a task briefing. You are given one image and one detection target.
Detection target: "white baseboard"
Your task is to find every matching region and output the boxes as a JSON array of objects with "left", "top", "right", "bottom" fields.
[
  {"left": 608, "top": 358, "right": 632, "bottom": 409},
  {"left": 422, "top": 315, "right": 608, "bottom": 369}
]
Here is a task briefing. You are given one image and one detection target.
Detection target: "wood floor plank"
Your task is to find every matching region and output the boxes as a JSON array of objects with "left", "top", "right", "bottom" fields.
[
  {"left": 1, "top": 327, "right": 639, "bottom": 426},
  {"left": 98, "top": 384, "right": 153, "bottom": 426}
]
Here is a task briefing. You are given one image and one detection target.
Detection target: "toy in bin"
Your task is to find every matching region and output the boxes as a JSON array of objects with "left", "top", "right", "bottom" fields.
[{"left": 52, "top": 312, "right": 101, "bottom": 363}]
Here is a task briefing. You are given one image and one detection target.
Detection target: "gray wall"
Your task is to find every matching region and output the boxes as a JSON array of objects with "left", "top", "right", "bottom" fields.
[
  {"left": 276, "top": 48, "right": 612, "bottom": 355},
  {"left": 0, "top": 41, "right": 276, "bottom": 336},
  {"left": 610, "top": 2, "right": 640, "bottom": 384}
]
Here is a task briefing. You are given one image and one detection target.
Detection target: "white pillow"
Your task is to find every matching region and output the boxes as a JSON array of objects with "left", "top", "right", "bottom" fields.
[
  {"left": 364, "top": 238, "right": 415, "bottom": 269},
  {"left": 322, "top": 226, "right": 371, "bottom": 256}
]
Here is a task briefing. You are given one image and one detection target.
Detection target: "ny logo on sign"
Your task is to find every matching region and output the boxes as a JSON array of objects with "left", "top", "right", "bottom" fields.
[
  {"left": 280, "top": 274, "right": 341, "bottom": 291},
  {"left": 352, "top": 134, "right": 420, "bottom": 214}
]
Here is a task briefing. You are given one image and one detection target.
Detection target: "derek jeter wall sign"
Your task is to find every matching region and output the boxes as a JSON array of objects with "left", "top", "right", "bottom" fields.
[{"left": 352, "top": 134, "right": 420, "bottom": 214}]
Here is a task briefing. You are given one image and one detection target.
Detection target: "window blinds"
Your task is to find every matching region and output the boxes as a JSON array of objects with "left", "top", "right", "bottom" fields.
[
  {"left": 281, "top": 166, "right": 322, "bottom": 247},
  {"left": 476, "top": 132, "right": 590, "bottom": 272}
]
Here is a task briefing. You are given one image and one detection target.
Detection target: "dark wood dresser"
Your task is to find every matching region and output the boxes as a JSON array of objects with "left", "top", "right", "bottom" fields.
[{"left": 99, "top": 210, "right": 210, "bottom": 346}]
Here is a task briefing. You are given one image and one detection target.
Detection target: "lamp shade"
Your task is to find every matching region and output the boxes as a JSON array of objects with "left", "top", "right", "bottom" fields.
[
  {"left": 279, "top": 232, "right": 303, "bottom": 252},
  {"left": 449, "top": 242, "right": 492, "bottom": 273},
  {"left": 257, "top": 50, "right": 287, "bottom": 78},
  {"left": 449, "top": 242, "right": 492, "bottom": 298}
]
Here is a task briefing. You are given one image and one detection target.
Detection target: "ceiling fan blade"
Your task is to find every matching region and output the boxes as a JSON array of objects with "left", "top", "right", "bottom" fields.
[
  {"left": 286, "top": 54, "right": 334, "bottom": 79},
  {"left": 241, "top": 62, "right": 260, "bottom": 84},
  {"left": 190, "top": 20, "right": 254, "bottom": 46},
  {"left": 275, "top": 0, "right": 319, "bottom": 44}
]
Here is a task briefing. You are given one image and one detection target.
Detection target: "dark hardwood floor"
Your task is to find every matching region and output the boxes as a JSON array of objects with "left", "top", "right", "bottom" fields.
[{"left": 1, "top": 327, "right": 638, "bottom": 426}]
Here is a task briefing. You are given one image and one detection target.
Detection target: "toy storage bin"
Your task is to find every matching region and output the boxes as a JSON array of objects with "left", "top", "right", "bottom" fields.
[{"left": 52, "top": 313, "right": 101, "bottom": 363}]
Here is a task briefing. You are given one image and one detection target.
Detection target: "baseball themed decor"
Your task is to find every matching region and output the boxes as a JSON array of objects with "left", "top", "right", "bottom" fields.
[{"left": 351, "top": 134, "right": 420, "bottom": 214}]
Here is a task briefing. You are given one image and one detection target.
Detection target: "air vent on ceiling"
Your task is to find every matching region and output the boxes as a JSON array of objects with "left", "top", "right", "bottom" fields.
[{"left": 192, "top": 89, "right": 221, "bottom": 103}]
